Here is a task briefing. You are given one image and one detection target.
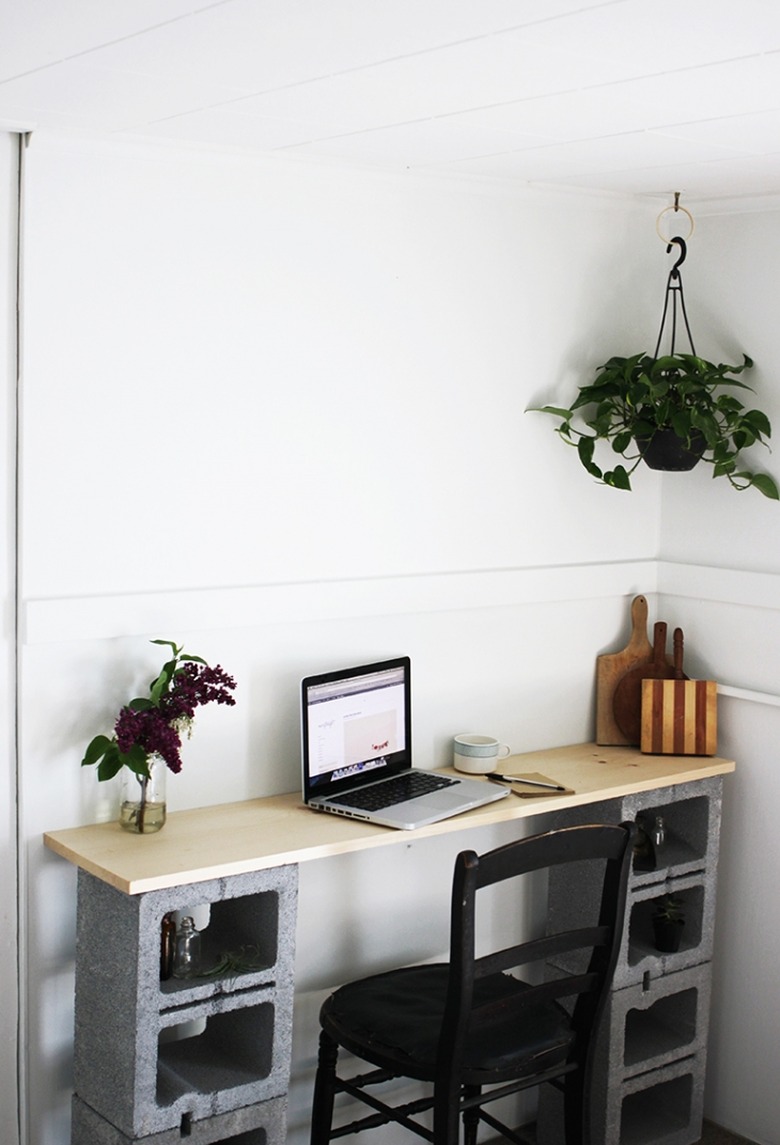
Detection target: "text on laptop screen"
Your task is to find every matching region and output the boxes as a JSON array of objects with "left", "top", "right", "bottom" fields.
[{"left": 305, "top": 663, "right": 408, "bottom": 790}]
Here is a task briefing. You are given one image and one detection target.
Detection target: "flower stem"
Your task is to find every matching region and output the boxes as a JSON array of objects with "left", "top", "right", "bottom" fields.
[{"left": 137, "top": 773, "right": 149, "bottom": 833}]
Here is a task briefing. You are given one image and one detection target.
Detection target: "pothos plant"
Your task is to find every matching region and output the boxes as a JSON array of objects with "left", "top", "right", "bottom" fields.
[
  {"left": 533, "top": 351, "right": 778, "bottom": 499},
  {"left": 82, "top": 638, "right": 237, "bottom": 783}
]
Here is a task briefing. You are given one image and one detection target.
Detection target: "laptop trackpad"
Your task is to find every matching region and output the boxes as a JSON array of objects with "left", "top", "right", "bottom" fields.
[{"left": 422, "top": 782, "right": 485, "bottom": 809}]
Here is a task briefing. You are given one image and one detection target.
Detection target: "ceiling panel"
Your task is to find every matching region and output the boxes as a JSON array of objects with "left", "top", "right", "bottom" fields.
[
  {"left": 598, "top": 55, "right": 780, "bottom": 123},
  {"left": 440, "top": 87, "right": 667, "bottom": 144},
  {"left": 2, "top": 0, "right": 780, "bottom": 205},
  {"left": 136, "top": 106, "right": 346, "bottom": 151},
  {"left": 278, "top": 118, "right": 559, "bottom": 166},
  {"left": 0, "top": 0, "right": 217, "bottom": 79},
  {"left": 650, "top": 110, "right": 780, "bottom": 156},
  {"left": 517, "top": 0, "right": 780, "bottom": 71},
  {"left": 424, "top": 128, "right": 742, "bottom": 182},
  {"left": 549, "top": 154, "right": 780, "bottom": 199},
  {"left": 0, "top": 59, "right": 245, "bottom": 128}
]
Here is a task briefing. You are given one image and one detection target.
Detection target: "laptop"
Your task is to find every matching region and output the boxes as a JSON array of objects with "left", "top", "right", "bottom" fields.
[{"left": 300, "top": 656, "right": 509, "bottom": 830}]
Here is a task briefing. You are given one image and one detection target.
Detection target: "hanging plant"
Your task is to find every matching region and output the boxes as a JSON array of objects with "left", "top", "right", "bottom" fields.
[
  {"left": 535, "top": 350, "right": 777, "bottom": 498},
  {"left": 530, "top": 221, "right": 778, "bottom": 500}
]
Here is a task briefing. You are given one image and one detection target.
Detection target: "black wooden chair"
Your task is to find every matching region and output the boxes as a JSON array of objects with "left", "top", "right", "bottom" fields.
[{"left": 310, "top": 821, "right": 635, "bottom": 1145}]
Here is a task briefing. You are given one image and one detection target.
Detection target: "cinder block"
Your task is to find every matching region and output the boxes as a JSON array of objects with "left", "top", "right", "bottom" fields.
[
  {"left": 71, "top": 1093, "right": 287, "bottom": 1145},
  {"left": 539, "top": 1047, "right": 707, "bottom": 1145},
  {"left": 73, "top": 864, "right": 297, "bottom": 1140},
  {"left": 619, "top": 1052, "right": 708, "bottom": 1145},
  {"left": 589, "top": 963, "right": 712, "bottom": 1144},
  {"left": 538, "top": 777, "right": 723, "bottom": 1145}
]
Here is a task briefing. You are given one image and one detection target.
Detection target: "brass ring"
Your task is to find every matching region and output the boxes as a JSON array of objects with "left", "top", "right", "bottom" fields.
[{"left": 656, "top": 203, "right": 695, "bottom": 243}]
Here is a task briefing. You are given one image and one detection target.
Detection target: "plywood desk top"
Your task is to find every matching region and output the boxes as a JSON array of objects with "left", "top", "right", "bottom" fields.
[{"left": 44, "top": 743, "right": 735, "bottom": 895}]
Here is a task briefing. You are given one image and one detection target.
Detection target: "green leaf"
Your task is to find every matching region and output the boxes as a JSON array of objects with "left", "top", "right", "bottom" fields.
[
  {"left": 670, "top": 411, "right": 693, "bottom": 439},
  {"left": 612, "top": 431, "right": 633, "bottom": 454},
  {"left": 751, "top": 473, "right": 780, "bottom": 500},
  {"left": 713, "top": 458, "right": 736, "bottom": 477},
  {"left": 577, "top": 436, "right": 602, "bottom": 479},
  {"left": 122, "top": 743, "right": 152, "bottom": 778},
  {"left": 743, "top": 409, "right": 772, "bottom": 439},
  {"left": 97, "top": 754, "right": 124, "bottom": 782},
  {"left": 151, "top": 639, "right": 182, "bottom": 656},
  {"left": 150, "top": 661, "right": 175, "bottom": 703},
  {"left": 82, "top": 734, "right": 113, "bottom": 766},
  {"left": 604, "top": 465, "right": 632, "bottom": 491},
  {"left": 128, "top": 697, "right": 153, "bottom": 711},
  {"left": 533, "top": 405, "right": 574, "bottom": 420}
]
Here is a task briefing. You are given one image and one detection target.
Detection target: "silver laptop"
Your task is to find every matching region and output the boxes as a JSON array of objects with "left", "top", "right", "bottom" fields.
[{"left": 300, "top": 656, "right": 508, "bottom": 830}]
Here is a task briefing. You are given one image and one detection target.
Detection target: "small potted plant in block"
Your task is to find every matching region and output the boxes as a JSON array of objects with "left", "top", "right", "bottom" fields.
[{"left": 652, "top": 893, "right": 685, "bottom": 953}]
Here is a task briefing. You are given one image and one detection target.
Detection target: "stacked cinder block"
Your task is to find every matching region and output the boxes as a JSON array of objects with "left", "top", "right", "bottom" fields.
[
  {"left": 71, "top": 864, "right": 298, "bottom": 1145},
  {"left": 538, "top": 777, "right": 723, "bottom": 1145},
  {"left": 71, "top": 1092, "right": 287, "bottom": 1144}
]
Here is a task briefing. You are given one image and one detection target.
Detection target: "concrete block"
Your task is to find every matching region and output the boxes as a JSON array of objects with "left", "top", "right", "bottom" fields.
[
  {"left": 538, "top": 778, "right": 722, "bottom": 1145},
  {"left": 71, "top": 1094, "right": 287, "bottom": 1145},
  {"left": 539, "top": 1048, "right": 707, "bottom": 1145},
  {"left": 73, "top": 864, "right": 297, "bottom": 1140},
  {"left": 590, "top": 963, "right": 712, "bottom": 1143}
]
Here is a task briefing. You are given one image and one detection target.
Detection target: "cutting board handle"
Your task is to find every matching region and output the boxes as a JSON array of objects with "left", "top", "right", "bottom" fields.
[
  {"left": 674, "top": 627, "right": 684, "bottom": 679},
  {"left": 652, "top": 621, "right": 668, "bottom": 666},
  {"left": 627, "top": 596, "right": 650, "bottom": 652}
]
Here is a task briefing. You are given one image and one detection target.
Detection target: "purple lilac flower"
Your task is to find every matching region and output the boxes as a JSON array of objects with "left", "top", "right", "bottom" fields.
[
  {"left": 160, "top": 663, "right": 237, "bottom": 724},
  {"left": 115, "top": 707, "right": 184, "bottom": 772},
  {"left": 114, "top": 661, "right": 237, "bottom": 774}
]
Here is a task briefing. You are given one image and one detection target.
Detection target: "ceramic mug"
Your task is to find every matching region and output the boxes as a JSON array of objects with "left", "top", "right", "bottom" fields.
[{"left": 453, "top": 734, "right": 511, "bottom": 775}]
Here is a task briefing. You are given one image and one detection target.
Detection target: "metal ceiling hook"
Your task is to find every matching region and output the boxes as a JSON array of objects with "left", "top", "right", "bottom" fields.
[{"left": 666, "top": 236, "right": 687, "bottom": 278}]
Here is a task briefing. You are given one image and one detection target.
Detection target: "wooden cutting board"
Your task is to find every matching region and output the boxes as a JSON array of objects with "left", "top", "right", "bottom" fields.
[
  {"left": 641, "top": 678, "right": 718, "bottom": 755},
  {"left": 640, "top": 627, "right": 717, "bottom": 754},
  {"left": 612, "top": 622, "right": 679, "bottom": 745},
  {"left": 595, "top": 595, "right": 654, "bottom": 745}
]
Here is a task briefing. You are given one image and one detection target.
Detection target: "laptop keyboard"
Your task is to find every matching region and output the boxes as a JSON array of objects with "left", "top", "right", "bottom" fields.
[{"left": 328, "top": 771, "right": 458, "bottom": 812}]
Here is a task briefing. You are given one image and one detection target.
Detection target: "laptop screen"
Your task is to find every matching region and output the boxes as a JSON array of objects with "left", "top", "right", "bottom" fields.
[{"left": 301, "top": 656, "right": 412, "bottom": 803}]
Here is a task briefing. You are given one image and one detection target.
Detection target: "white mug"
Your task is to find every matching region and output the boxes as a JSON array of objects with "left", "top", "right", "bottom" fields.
[{"left": 453, "top": 734, "right": 511, "bottom": 775}]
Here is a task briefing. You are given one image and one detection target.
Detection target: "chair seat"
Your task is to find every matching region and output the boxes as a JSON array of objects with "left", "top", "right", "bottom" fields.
[{"left": 321, "top": 964, "right": 575, "bottom": 1084}]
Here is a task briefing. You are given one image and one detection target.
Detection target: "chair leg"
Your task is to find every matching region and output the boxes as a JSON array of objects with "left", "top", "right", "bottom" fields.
[
  {"left": 433, "top": 1077, "right": 462, "bottom": 1145},
  {"left": 562, "top": 1071, "right": 586, "bottom": 1145},
  {"left": 311, "top": 1029, "right": 340, "bottom": 1145},
  {"left": 462, "top": 1085, "right": 481, "bottom": 1145}
]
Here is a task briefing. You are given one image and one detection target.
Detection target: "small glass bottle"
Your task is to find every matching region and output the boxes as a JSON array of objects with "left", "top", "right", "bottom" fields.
[
  {"left": 173, "top": 917, "right": 202, "bottom": 979},
  {"left": 160, "top": 912, "right": 176, "bottom": 980},
  {"left": 652, "top": 815, "right": 666, "bottom": 850},
  {"left": 632, "top": 816, "right": 655, "bottom": 870}
]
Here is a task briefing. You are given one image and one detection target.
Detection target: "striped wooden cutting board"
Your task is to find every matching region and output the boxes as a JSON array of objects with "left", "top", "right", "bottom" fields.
[{"left": 640, "top": 678, "right": 718, "bottom": 755}]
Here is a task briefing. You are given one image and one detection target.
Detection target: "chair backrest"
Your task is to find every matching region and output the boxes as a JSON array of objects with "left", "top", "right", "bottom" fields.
[{"left": 437, "top": 822, "right": 635, "bottom": 1083}]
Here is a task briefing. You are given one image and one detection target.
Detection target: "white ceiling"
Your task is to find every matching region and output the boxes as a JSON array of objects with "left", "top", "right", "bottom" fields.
[{"left": 3, "top": 0, "right": 780, "bottom": 208}]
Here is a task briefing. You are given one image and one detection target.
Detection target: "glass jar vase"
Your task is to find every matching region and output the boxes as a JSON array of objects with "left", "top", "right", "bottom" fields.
[{"left": 119, "top": 754, "right": 167, "bottom": 834}]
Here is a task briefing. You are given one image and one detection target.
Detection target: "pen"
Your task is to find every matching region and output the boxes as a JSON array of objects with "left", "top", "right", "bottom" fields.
[{"left": 486, "top": 773, "right": 566, "bottom": 792}]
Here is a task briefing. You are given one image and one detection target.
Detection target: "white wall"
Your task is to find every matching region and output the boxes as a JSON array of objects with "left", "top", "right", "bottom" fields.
[
  {"left": 14, "top": 131, "right": 665, "bottom": 1145},
  {"left": 10, "top": 128, "right": 779, "bottom": 1145},
  {"left": 1, "top": 131, "right": 20, "bottom": 1145},
  {"left": 655, "top": 208, "right": 780, "bottom": 1145},
  {"left": 658, "top": 209, "right": 780, "bottom": 572}
]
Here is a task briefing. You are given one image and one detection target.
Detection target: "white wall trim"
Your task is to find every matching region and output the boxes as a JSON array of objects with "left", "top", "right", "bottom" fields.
[
  {"left": 719, "top": 685, "right": 780, "bottom": 709},
  {"left": 657, "top": 561, "right": 780, "bottom": 611},
  {"left": 22, "top": 558, "right": 780, "bottom": 645},
  {"left": 23, "top": 560, "right": 659, "bottom": 644}
]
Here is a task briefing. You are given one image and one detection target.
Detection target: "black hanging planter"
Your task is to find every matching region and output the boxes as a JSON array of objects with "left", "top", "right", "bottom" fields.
[{"left": 636, "top": 428, "right": 706, "bottom": 472}]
